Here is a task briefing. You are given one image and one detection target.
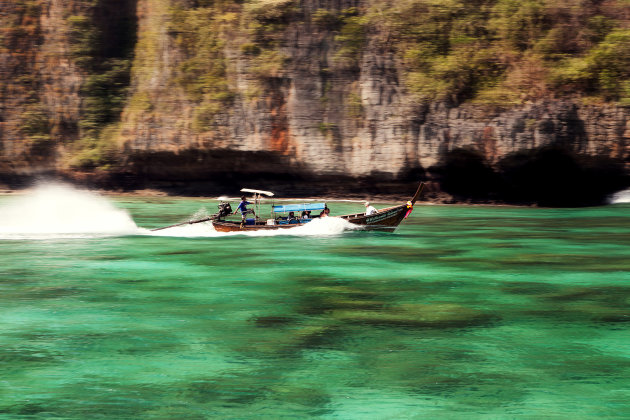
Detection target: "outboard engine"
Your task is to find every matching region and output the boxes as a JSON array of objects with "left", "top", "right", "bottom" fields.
[{"left": 216, "top": 202, "right": 232, "bottom": 219}]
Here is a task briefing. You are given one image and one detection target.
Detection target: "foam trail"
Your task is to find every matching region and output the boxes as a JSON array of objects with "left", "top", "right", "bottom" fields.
[
  {"left": 233, "top": 217, "right": 359, "bottom": 237},
  {"left": 0, "top": 182, "right": 357, "bottom": 239},
  {"left": 0, "top": 183, "right": 139, "bottom": 239},
  {"left": 147, "top": 217, "right": 358, "bottom": 238},
  {"left": 143, "top": 221, "right": 219, "bottom": 238},
  {"left": 609, "top": 188, "right": 630, "bottom": 204},
  {"left": 278, "top": 217, "right": 360, "bottom": 236}
]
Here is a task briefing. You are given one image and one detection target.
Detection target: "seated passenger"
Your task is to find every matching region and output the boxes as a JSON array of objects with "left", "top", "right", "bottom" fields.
[
  {"left": 288, "top": 211, "right": 296, "bottom": 220},
  {"left": 364, "top": 201, "right": 377, "bottom": 215},
  {"left": 301, "top": 210, "right": 311, "bottom": 219}
]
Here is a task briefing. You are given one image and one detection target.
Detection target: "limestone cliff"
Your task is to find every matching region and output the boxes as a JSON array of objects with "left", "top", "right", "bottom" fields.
[{"left": 0, "top": 0, "right": 628, "bottom": 203}]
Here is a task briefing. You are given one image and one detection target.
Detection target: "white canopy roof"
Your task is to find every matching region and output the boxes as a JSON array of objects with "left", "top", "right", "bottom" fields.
[{"left": 240, "top": 188, "right": 274, "bottom": 197}]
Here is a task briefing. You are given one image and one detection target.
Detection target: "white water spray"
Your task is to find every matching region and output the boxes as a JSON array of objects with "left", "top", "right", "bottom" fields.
[
  {"left": 0, "top": 183, "right": 139, "bottom": 239},
  {"left": 0, "top": 183, "right": 359, "bottom": 239},
  {"left": 609, "top": 188, "right": 630, "bottom": 204},
  {"left": 149, "top": 216, "right": 358, "bottom": 238}
]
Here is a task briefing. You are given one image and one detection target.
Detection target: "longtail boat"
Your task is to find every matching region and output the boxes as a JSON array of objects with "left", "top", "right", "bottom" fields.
[
  {"left": 212, "top": 183, "right": 424, "bottom": 233},
  {"left": 151, "top": 183, "right": 424, "bottom": 233}
]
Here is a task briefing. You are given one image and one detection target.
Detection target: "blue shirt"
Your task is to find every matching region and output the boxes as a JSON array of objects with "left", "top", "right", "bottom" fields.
[{"left": 236, "top": 200, "right": 251, "bottom": 214}]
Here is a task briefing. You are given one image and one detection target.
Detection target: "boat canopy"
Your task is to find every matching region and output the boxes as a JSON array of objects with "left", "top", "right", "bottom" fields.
[
  {"left": 240, "top": 188, "right": 274, "bottom": 197},
  {"left": 272, "top": 203, "right": 326, "bottom": 213}
]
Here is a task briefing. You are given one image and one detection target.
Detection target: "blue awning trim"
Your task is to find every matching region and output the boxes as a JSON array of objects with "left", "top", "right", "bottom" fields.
[{"left": 272, "top": 203, "right": 326, "bottom": 213}]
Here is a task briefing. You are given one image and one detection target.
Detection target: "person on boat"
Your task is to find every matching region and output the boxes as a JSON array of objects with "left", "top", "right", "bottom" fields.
[
  {"left": 301, "top": 210, "right": 311, "bottom": 219},
  {"left": 320, "top": 206, "right": 330, "bottom": 217},
  {"left": 364, "top": 201, "right": 377, "bottom": 215},
  {"left": 288, "top": 211, "right": 296, "bottom": 221},
  {"left": 234, "top": 196, "right": 255, "bottom": 220}
]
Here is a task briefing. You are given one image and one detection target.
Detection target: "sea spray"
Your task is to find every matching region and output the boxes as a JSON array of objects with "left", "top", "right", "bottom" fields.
[
  {"left": 148, "top": 216, "right": 358, "bottom": 238},
  {"left": 234, "top": 216, "right": 358, "bottom": 237},
  {"left": 281, "top": 216, "right": 360, "bottom": 236},
  {"left": 609, "top": 188, "right": 630, "bottom": 204},
  {"left": 190, "top": 207, "right": 210, "bottom": 220},
  {"left": 146, "top": 220, "right": 217, "bottom": 237},
  {"left": 0, "top": 183, "right": 139, "bottom": 239},
  {"left": 0, "top": 183, "right": 360, "bottom": 239}
]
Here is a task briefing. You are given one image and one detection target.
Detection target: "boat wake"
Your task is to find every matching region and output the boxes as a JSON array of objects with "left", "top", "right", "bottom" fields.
[
  {"left": 609, "top": 188, "right": 630, "bottom": 204},
  {"left": 146, "top": 216, "right": 359, "bottom": 238},
  {"left": 0, "top": 183, "right": 359, "bottom": 240},
  {"left": 0, "top": 183, "right": 139, "bottom": 240}
]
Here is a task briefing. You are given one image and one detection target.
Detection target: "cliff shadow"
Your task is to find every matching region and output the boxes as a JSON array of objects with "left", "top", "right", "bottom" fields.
[
  {"left": 121, "top": 149, "right": 426, "bottom": 198},
  {"left": 124, "top": 149, "right": 311, "bottom": 196},
  {"left": 430, "top": 145, "right": 628, "bottom": 206}
]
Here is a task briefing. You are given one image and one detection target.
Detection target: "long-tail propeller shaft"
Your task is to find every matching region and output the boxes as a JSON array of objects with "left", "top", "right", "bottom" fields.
[{"left": 150, "top": 202, "right": 232, "bottom": 231}]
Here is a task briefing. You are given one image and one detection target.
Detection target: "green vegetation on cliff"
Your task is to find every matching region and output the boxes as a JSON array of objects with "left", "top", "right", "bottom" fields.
[
  {"left": 152, "top": 0, "right": 298, "bottom": 131},
  {"left": 65, "top": 0, "right": 136, "bottom": 169},
  {"left": 55, "top": 0, "right": 630, "bottom": 154},
  {"left": 2, "top": 1, "right": 48, "bottom": 155},
  {"left": 167, "top": 3, "right": 237, "bottom": 131},
  {"left": 198, "top": 0, "right": 630, "bottom": 106},
  {"left": 370, "top": 0, "right": 630, "bottom": 106},
  {"left": 332, "top": 8, "right": 366, "bottom": 71}
]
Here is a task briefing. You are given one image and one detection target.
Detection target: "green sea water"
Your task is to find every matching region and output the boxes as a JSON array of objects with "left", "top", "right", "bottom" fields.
[{"left": 1, "top": 184, "right": 630, "bottom": 419}]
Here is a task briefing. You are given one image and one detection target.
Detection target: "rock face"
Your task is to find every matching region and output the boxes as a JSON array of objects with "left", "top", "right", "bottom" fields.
[
  {"left": 0, "top": 0, "right": 628, "bottom": 195},
  {"left": 416, "top": 101, "right": 629, "bottom": 167}
]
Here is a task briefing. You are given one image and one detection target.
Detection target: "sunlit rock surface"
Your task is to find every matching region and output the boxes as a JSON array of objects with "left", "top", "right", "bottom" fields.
[{"left": 0, "top": 0, "right": 628, "bottom": 201}]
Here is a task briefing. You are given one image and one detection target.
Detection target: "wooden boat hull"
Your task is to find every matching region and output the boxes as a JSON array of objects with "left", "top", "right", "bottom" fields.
[
  {"left": 212, "top": 220, "right": 302, "bottom": 232},
  {"left": 340, "top": 204, "right": 408, "bottom": 232},
  {"left": 211, "top": 183, "right": 424, "bottom": 233}
]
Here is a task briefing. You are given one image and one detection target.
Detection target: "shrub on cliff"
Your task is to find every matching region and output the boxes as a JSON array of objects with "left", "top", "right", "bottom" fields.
[
  {"left": 19, "top": 104, "right": 51, "bottom": 155},
  {"left": 333, "top": 10, "right": 366, "bottom": 71},
  {"left": 245, "top": 0, "right": 297, "bottom": 25},
  {"left": 312, "top": 9, "right": 342, "bottom": 30}
]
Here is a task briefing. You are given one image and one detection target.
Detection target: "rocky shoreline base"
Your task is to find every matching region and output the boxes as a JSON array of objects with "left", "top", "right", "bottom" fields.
[
  {"left": 0, "top": 145, "right": 627, "bottom": 207},
  {"left": 0, "top": 175, "right": 627, "bottom": 207}
]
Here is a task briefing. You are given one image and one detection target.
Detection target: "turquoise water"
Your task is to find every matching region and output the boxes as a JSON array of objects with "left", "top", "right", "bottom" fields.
[{"left": 1, "top": 185, "right": 630, "bottom": 418}]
